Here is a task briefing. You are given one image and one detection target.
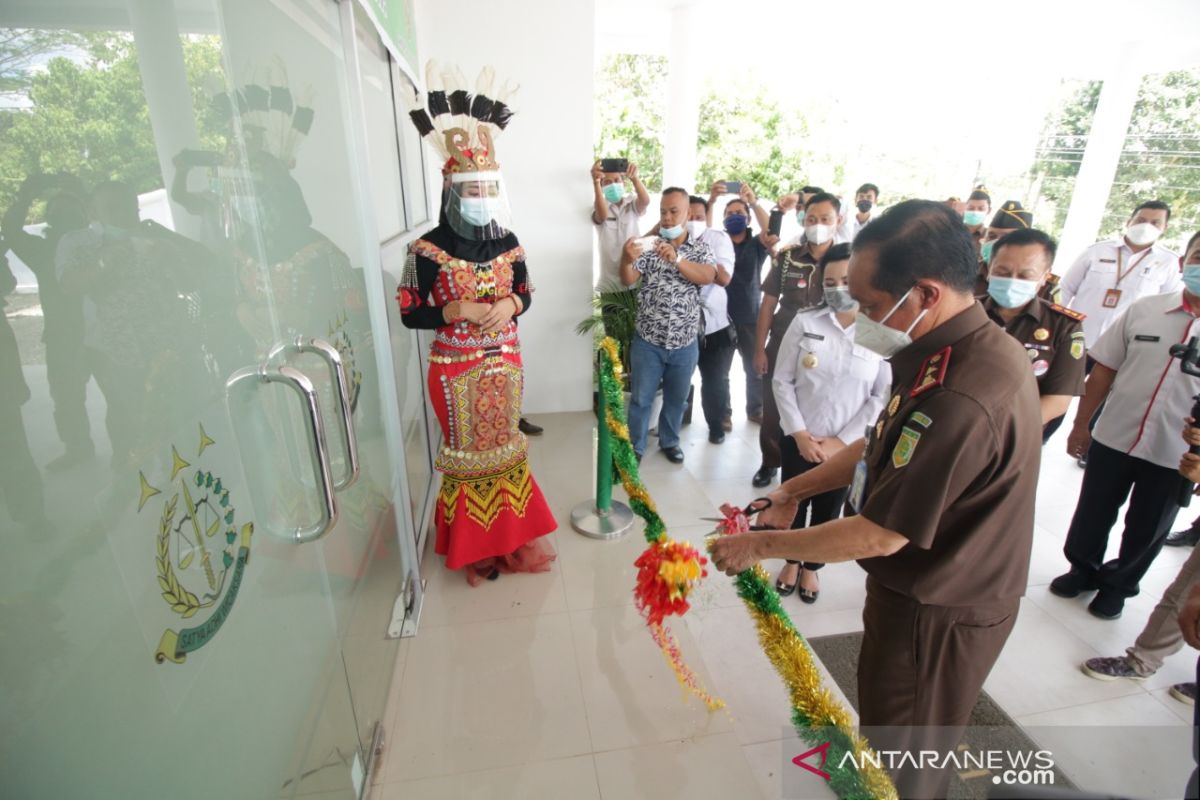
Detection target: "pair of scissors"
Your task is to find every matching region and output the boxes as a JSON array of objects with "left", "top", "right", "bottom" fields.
[{"left": 700, "top": 497, "right": 773, "bottom": 526}]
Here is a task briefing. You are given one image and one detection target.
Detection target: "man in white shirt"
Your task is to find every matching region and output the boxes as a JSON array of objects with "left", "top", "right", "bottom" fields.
[
  {"left": 591, "top": 160, "right": 650, "bottom": 287},
  {"left": 1061, "top": 200, "right": 1182, "bottom": 350},
  {"left": 1051, "top": 233, "right": 1200, "bottom": 620},
  {"left": 686, "top": 195, "right": 737, "bottom": 444},
  {"left": 846, "top": 182, "right": 881, "bottom": 241}
]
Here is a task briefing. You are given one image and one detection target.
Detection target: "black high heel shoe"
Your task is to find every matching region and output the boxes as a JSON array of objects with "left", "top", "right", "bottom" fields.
[{"left": 775, "top": 567, "right": 798, "bottom": 597}]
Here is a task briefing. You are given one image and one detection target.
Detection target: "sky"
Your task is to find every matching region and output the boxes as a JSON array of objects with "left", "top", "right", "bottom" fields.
[{"left": 597, "top": 0, "right": 1200, "bottom": 205}]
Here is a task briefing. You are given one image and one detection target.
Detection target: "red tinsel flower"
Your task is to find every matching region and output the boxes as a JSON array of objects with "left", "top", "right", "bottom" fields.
[
  {"left": 716, "top": 503, "right": 750, "bottom": 536},
  {"left": 634, "top": 538, "right": 709, "bottom": 627}
]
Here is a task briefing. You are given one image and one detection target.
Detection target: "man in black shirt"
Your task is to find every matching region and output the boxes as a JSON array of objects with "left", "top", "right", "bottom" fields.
[{"left": 706, "top": 182, "right": 777, "bottom": 426}]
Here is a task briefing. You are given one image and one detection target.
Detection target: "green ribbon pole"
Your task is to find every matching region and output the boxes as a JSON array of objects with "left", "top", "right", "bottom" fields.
[{"left": 596, "top": 380, "right": 613, "bottom": 513}]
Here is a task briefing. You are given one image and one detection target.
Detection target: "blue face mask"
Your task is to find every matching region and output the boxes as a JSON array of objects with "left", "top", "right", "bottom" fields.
[
  {"left": 724, "top": 214, "right": 748, "bottom": 235},
  {"left": 980, "top": 239, "right": 995, "bottom": 264},
  {"left": 987, "top": 276, "right": 1040, "bottom": 309},
  {"left": 1183, "top": 265, "right": 1200, "bottom": 296},
  {"left": 963, "top": 210, "right": 988, "bottom": 226},
  {"left": 659, "top": 224, "right": 684, "bottom": 240},
  {"left": 459, "top": 197, "right": 495, "bottom": 227},
  {"left": 602, "top": 183, "right": 625, "bottom": 204}
]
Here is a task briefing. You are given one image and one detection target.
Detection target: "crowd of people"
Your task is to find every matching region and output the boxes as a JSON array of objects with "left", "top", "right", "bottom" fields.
[{"left": 593, "top": 163, "right": 1200, "bottom": 798}]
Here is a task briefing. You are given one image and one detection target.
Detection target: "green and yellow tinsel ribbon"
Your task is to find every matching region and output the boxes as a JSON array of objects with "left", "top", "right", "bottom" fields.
[
  {"left": 598, "top": 336, "right": 896, "bottom": 799},
  {"left": 597, "top": 338, "right": 723, "bottom": 711}
]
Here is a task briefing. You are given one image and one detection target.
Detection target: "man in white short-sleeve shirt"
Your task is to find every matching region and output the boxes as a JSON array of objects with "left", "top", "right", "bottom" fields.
[
  {"left": 591, "top": 160, "right": 649, "bottom": 287},
  {"left": 1061, "top": 200, "right": 1182, "bottom": 348},
  {"left": 1052, "top": 231, "right": 1200, "bottom": 620}
]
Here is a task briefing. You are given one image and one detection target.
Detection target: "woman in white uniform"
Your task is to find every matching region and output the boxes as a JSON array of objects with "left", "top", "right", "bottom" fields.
[{"left": 771, "top": 243, "right": 891, "bottom": 602}]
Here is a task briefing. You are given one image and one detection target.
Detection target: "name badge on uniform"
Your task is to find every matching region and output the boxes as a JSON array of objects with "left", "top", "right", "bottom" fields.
[
  {"left": 1098, "top": 258, "right": 1117, "bottom": 264},
  {"left": 1102, "top": 289, "right": 1122, "bottom": 308},
  {"left": 802, "top": 332, "right": 826, "bottom": 341},
  {"left": 848, "top": 459, "right": 868, "bottom": 513},
  {"left": 1134, "top": 334, "right": 1161, "bottom": 342}
]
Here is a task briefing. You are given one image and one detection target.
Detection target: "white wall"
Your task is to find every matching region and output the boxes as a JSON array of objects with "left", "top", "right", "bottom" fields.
[{"left": 414, "top": 0, "right": 596, "bottom": 414}]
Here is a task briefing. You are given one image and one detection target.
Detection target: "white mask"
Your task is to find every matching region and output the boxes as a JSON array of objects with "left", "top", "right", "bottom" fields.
[
  {"left": 1126, "top": 222, "right": 1163, "bottom": 247},
  {"left": 805, "top": 223, "right": 835, "bottom": 246},
  {"left": 686, "top": 220, "right": 707, "bottom": 239},
  {"left": 854, "top": 287, "right": 927, "bottom": 358}
]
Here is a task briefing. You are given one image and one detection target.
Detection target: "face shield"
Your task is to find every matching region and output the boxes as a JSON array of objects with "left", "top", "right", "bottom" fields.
[{"left": 445, "top": 171, "right": 512, "bottom": 241}]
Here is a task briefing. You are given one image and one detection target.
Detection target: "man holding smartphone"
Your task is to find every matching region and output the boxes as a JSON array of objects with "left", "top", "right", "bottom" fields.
[
  {"left": 591, "top": 159, "right": 650, "bottom": 287},
  {"left": 705, "top": 181, "right": 777, "bottom": 429}
]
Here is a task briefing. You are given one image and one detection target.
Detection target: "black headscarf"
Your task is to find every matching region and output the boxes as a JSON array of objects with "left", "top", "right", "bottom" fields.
[{"left": 420, "top": 183, "right": 519, "bottom": 262}]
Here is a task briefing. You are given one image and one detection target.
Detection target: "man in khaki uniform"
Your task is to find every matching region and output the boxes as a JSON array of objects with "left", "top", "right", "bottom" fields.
[
  {"left": 980, "top": 227, "right": 1086, "bottom": 443},
  {"left": 711, "top": 200, "right": 1042, "bottom": 799}
]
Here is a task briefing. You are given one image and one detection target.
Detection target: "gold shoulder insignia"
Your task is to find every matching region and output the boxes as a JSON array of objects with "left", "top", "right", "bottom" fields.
[
  {"left": 1050, "top": 303, "right": 1086, "bottom": 322},
  {"left": 910, "top": 346, "right": 951, "bottom": 397}
]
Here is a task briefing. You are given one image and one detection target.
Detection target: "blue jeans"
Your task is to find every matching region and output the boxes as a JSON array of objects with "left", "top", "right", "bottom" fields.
[{"left": 628, "top": 335, "right": 699, "bottom": 456}]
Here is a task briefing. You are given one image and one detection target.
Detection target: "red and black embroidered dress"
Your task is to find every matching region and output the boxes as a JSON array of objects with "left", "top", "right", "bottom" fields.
[{"left": 397, "top": 226, "right": 556, "bottom": 583}]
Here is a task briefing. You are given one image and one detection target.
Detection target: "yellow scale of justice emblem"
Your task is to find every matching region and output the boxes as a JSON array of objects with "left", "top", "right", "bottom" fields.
[{"left": 138, "top": 424, "right": 254, "bottom": 665}]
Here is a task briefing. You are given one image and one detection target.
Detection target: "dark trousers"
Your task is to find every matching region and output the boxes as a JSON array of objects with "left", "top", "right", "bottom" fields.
[
  {"left": 732, "top": 322, "right": 763, "bottom": 417},
  {"left": 780, "top": 434, "right": 848, "bottom": 570},
  {"left": 44, "top": 322, "right": 93, "bottom": 452},
  {"left": 859, "top": 577, "right": 1018, "bottom": 800},
  {"left": 698, "top": 327, "right": 736, "bottom": 435},
  {"left": 1064, "top": 441, "right": 1183, "bottom": 598},
  {"left": 759, "top": 333, "right": 784, "bottom": 470}
]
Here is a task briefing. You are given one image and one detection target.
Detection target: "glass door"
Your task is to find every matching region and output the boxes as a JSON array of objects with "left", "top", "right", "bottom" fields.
[{"left": 0, "top": 1, "right": 416, "bottom": 797}]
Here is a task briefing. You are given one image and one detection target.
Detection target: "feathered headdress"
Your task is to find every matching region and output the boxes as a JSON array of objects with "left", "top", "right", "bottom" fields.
[
  {"left": 209, "top": 58, "right": 315, "bottom": 170},
  {"left": 405, "top": 61, "right": 519, "bottom": 176}
]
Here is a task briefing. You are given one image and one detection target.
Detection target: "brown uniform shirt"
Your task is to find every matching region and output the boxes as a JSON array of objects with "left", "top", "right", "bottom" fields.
[
  {"left": 982, "top": 296, "right": 1087, "bottom": 398},
  {"left": 763, "top": 242, "right": 824, "bottom": 346},
  {"left": 849, "top": 302, "right": 1042, "bottom": 606}
]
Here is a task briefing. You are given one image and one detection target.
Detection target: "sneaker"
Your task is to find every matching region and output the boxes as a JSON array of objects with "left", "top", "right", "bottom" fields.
[
  {"left": 708, "top": 430, "right": 725, "bottom": 444},
  {"left": 1049, "top": 570, "right": 1098, "bottom": 598},
  {"left": 1166, "top": 528, "right": 1200, "bottom": 547},
  {"left": 1088, "top": 591, "right": 1124, "bottom": 620},
  {"left": 1170, "top": 683, "right": 1197, "bottom": 705},
  {"left": 747, "top": 413, "right": 763, "bottom": 425},
  {"left": 722, "top": 415, "right": 733, "bottom": 432},
  {"left": 1081, "top": 656, "right": 1149, "bottom": 682}
]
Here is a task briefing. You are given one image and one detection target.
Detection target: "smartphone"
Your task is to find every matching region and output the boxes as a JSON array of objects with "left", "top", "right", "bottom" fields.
[
  {"left": 600, "top": 158, "right": 628, "bottom": 174},
  {"left": 768, "top": 207, "right": 784, "bottom": 237},
  {"left": 724, "top": 180, "right": 742, "bottom": 194}
]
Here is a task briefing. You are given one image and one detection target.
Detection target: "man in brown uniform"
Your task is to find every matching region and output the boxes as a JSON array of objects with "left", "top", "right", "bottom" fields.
[
  {"left": 750, "top": 191, "right": 841, "bottom": 487},
  {"left": 980, "top": 227, "right": 1086, "bottom": 443},
  {"left": 712, "top": 200, "right": 1042, "bottom": 799},
  {"left": 973, "top": 200, "right": 1063, "bottom": 304}
]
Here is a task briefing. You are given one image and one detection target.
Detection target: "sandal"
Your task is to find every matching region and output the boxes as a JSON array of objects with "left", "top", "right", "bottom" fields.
[
  {"left": 797, "top": 569, "right": 819, "bottom": 604},
  {"left": 775, "top": 563, "right": 799, "bottom": 596}
]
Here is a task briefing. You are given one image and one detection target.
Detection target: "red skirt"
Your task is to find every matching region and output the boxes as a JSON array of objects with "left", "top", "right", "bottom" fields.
[{"left": 427, "top": 333, "right": 556, "bottom": 583}]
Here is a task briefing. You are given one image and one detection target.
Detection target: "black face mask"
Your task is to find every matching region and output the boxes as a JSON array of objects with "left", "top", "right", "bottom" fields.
[{"left": 857, "top": 199, "right": 873, "bottom": 213}]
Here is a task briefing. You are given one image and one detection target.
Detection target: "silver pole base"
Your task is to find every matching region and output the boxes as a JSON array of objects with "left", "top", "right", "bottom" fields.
[{"left": 570, "top": 500, "right": 635, "bottom": 540}]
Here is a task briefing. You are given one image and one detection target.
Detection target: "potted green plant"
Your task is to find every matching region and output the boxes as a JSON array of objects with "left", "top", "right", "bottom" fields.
[{"left": 575, "top": 280, "right": 639, "bottom": 388}]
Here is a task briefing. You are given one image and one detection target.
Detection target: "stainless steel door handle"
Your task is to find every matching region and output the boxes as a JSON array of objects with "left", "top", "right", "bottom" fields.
[
  {"left": 226, "top": 364, "right": 339, "bottom": 544},
  {"left": 268, "top": 336, "right": 360, "bottom": 490}
]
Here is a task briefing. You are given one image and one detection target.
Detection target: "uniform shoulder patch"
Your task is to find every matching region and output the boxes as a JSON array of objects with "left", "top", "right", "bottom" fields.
[
  {"left": 910, "top": 346, "right": 951, "bottom": 397},
  {"left": 892, "top": 426, "right": 922, "bottom": 468},
  {"left": 1050, "top": 303, "right": 1085, "bottom": 321}
]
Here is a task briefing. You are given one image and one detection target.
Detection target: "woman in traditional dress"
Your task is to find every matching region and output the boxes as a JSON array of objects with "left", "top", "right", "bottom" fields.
[{"left": 397, "top": 64, "right": 556, "bottom": 585}]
